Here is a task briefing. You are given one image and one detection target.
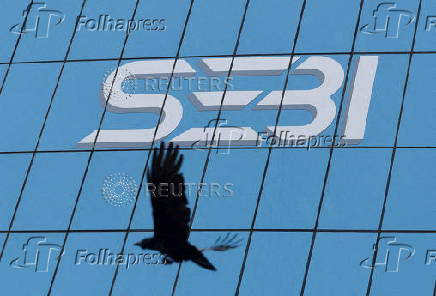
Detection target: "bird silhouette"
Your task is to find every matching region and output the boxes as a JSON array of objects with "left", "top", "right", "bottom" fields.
[{"left": 135, "top": 142, "right": 241, "bottom": 270}]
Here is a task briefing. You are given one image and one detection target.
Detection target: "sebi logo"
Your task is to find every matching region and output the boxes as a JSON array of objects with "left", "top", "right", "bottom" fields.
[{"left": 78, "top": 56, "right": 379, "bottom": 149}]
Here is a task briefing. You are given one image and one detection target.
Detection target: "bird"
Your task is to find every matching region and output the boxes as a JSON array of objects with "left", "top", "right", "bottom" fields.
[{"left": 135, "top": 142, "right": 242, "bottom": 270}]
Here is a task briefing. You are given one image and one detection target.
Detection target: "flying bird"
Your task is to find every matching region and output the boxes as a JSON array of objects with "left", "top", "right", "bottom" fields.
[{"left": 135, "top": 142, "right": 241, "bottom": 270}]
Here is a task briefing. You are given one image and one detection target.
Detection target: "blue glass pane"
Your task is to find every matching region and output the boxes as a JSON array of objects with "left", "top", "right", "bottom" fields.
[
  {"left": 0, "top": 154, "right": 31, "bottom": 229},
  {"left": 303, "top": 233, "right": 376, "bottom": 295},
  {"left": 180, "top": 0, "right": 246, "bottom": 56},
  {"left": 12, "top": 152, "right": 89, "bottom": 230},
  {"left": 0, "top": 0, "right": 29, "bottom": 62},
  {"left": 397, "top": 54, "right": 436, "bottom": 146},
  {"left": 124, "top": 0, "right": 191, "bottom": 58},
  {"left": 0, "top": 63, "right": 62, "bottom": 152},
  {"left": 238, "top": 0, "right": 304, "bottom": 54},
  {"left": 296, "top": 0, "right": 361, "bottom": 52},
  {"left": 384, "top": 149, "right": 436, "bottom": 230},
  {"left": 238, "top": 232, "right": 311, "bottom": 295}
]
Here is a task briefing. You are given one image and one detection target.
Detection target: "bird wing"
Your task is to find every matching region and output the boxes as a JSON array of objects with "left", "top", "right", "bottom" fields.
[
  {"left": 146, "top": 142, "right": 190, "bottom": 243},
  {"left": 200, "top": 233, "right": 243, "bottom": 252}
]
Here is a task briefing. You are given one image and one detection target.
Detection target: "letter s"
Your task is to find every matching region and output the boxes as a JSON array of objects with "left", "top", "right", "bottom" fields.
[{"left": 77, "top": 59, "right": 196, "bottom": 148}]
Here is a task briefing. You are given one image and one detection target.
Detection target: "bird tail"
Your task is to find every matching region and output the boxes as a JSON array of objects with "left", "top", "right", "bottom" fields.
[
  {"left": 200, "top": 233, "right": 243, "bottom": 252},
  {"left": 191, "top": 251, "right": 216, "bottom": 271}
]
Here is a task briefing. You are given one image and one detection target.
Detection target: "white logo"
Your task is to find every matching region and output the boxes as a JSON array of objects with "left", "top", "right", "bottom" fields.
[{"left": 77, "top": 56, "right": 379, "bottom": 148}]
